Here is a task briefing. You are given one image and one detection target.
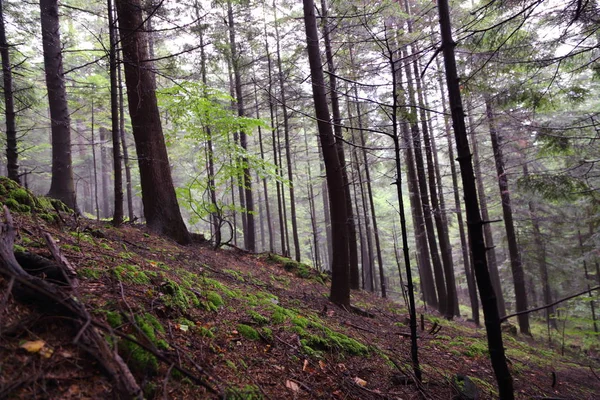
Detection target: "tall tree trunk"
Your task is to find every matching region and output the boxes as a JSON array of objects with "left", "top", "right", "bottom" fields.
[
  {"left": 107, "top": 0, "right": 123, "bottom": 225},
  {"left": 320, "top": 0, "right": 360, "bottom": 291},
  {"left": 272, "top": 0, "right": 300, "bottom": 260},
  {"left": 402, "top": 48, "right": 447, "bottom": 311},
  {"left": 435, "top": 54, "right": 478, "bottom": 323},
  {"left": 303, "top": 0, "right": 349, "bottom": 307},
  {"left": 397, "top": 58, "right": 436, "bottom": 307},
  {"left": 227, "top": 0, "right": 255, "bottom": 252},
  {"left": 304, "top": 126, "right": 321, "bottom": 270},
  {"left": 40, "top": 0, "right": 77, "bottom": 211},
  {"left": 195, "top": 6, "right": 220, "bottom": 246},
  {"left": 263, "top": 21, "right": 286, "bottom": 255},
  {"left": 385, "top": 26, "right": 421, "bottom": 382},
  {"left": 115, "top": 0, "right": 190, "bottom": 244},
  {"left": 0, "top": 0, "right": 19, "bottom": 184},
  {"left": 485, "top": 98, "right": 529, "bottom": 335},
  {"left": 523, "top": 162, "right": 555, "bottom": 329},
  {"left": 116, "top": 32, "right": 134, "bottom": 221},
  {"left": 437, "top": 1, "right": 514, "bottom": 397},
  {"left": 404, "top": 0, "right": 456, "bottom": 318},
  {"left": 468, "top": 105, "right": 506, "bottom": 317}
]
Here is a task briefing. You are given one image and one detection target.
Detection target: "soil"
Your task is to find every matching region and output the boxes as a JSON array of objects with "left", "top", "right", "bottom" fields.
[{"left": 0, "top": 209, "right": 599, "bottom": 399}]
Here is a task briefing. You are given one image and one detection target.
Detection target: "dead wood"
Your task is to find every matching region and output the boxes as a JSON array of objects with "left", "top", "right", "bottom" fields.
[{"left": 0, "top": 206, "right": 142, "bottom": 399}]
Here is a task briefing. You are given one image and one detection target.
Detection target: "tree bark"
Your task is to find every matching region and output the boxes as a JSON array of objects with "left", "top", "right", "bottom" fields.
[
  {"left": 303, "top": 0, "right": 349, "bottom": 307},
  {"left": 486, "top": 98, "right": 530, "bottom": 335},
  {"left": 227, "top": 0, "right": 255, "bottom": 252},
  {"left": 40, "top": 0, "right": 78, "bottom": 211},
  {"left": 320, "top": 0, "right": 360, "bottom": 291},
  {"left": 107, "top": 0, "right": 123, "bottom": 225},
  {"left": 115, "top": 0, "right": 190, "bottom": 244},
  {"left": 0, "top": 0, "right": 19, "bottom": 184},
  {"left": 273, "top": 0, "right": 300, "bottom": 260},
  {"left": 437, "top": 0, "right": 514, "bottom": 397}
]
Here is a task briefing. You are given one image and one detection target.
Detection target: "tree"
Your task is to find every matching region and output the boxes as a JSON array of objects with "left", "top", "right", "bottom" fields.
[
  {"left": 0, "top": 0, "right": 18, "bottom": 184},
  {"left": 40, "top": 0, "right": 78, "bottom": 211},
  {"left": 437, "top": 0, "right": 514, "bottom": 397},
  {"left": 115, "top": 0, "right": 190, "bottom": 244},
  {"left": 303, "top": 0, "right": 349, "bottom": 307}
]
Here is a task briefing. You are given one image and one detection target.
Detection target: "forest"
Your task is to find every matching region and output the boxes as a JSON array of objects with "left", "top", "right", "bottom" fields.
[{"left": 0, "top": 0, "right": 599, "bottom": 398}]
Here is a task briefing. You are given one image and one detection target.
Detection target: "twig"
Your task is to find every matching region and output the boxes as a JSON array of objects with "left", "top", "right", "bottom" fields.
[
  {"left": 501, "top": 286, "right": 600, "bottom": 323},
  {"left": 163, "top": 364, "right": 174, "bottom": 400},
  {"left": 590, "top": 366, "right": 600, "bottom": 382}
]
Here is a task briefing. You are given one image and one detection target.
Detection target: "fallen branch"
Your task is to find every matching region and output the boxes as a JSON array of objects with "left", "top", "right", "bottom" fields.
[{"left": 500, "top": 286, "right": 600, "bottom": 323}]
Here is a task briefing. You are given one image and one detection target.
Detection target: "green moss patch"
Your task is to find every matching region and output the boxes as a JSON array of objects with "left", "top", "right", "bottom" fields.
[{"left": 237, "top": 324, "right": 260, "bottom": 340}]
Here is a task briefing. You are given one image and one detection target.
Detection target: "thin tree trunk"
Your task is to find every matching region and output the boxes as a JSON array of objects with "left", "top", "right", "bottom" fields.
[
  {"left": 523, "top": 162, "right": 555, "bottom": 329},
  {"left": 91, "top": 102, "right": 100, "bottom": 221},
  {"left": 402, "top": 48, "right": 447, "bottom": 311},
  {"left": 435, "top": 54, "right": 478, "bottom": 323},
  {"left": 99, "top": 127, "right": 110, "bottom": 218},
  {"left": 578, "top": 230, "right": 598, "bottom": 333},
  {"left": 385, "top": 26, "right": 421, "bottom": 382},
  {"left": 303, "top": 0, "right": 350, "bottom": 307},
  {"left": 437, "top": 0, "right": 514, "bottom": 396},
  {"left": 304, "top": 126, "right": 321, "bottom": 271},
  {"left": 0, "top": 0, "right": 19, "bottom": 184},
  {"left": 485, "top": 98, "right": 529, "bottom": 335},
  {"left": 273, "top": 0, "right": 300, "bottom": 260},
  {"left": 227, "top": 0, "right": 255, "bottom": 252},
  {"left": 116, "top": 32, "right": 134, "bottom": 222},
  {"left": 40, "top": 0, "right": 77, "bottom": 211},
  {"left": 468, "top": 105, "right": 506, "bottom": 317},
  {"left": 107, "top": 0, "right": 123, "bottom": 225}
]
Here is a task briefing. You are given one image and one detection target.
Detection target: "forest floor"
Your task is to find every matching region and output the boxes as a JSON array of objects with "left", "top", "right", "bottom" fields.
[{"left": 0, "top": 179, "right": 599, "bottom": 399}]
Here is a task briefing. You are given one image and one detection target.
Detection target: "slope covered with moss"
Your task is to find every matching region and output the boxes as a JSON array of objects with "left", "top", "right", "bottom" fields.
[{"left": 0, "top": 178, "right": 598, "bottom": 399}]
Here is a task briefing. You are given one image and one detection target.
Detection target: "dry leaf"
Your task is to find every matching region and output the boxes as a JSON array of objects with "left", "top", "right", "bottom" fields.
[
  {"left": 318, "top": 360, "right": 326, "bottom": 370},
  {"left": 20, "top": 340, "right": 46, "bottom": 353},
  {"left": 39, "top": 346, "right": 54, "bottom": 359},
  {"left": 177, "top": 324, "right": 189, "bottom": 332},
  {"left": 353, "top": 377, "right": 367, "bottom": 387},
  {"left": 285, "top": 380, "right": 300, "bottom": 392},
  {"left": 303, "top": 359, "right": 309, "bottom": 371}
]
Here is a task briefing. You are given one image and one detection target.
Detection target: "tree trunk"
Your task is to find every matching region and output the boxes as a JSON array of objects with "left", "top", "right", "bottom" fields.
[
  {"left": 402, "top": 48, "right": 447, "bottom": 312},
  {"left": 0, "top": 0, "right": 19, "bottom": 184},
  {"left": 273, "top": 0, "right": 300, "bottom": 260},
  {"left": 40, "top": 0, "right": 78, "bottom": 211},
  {"left": 485, "top": 98, "right": 530, "bottom": 335},
  {"left": 227, "top": 0, "right": 255, "bottom": 252},
  {"left": 107, "top": 0, "right": 123, "bottom": 225},
  {"left": 437, "top": 0, "right": 514, "bottom": 397},
  {"left": 303, "top": 0, "right": 349, "bottom": 307},
  {"left": 99, "top": 127, "right": 111, "bottom": 218},
  {"left": 116, "top": 30, "right": 134, "bottom": 222},
  {"left": 320, "top": 0, "right": 360, "bottom": 291},
  {"left": 115, "top": 0, "right": 190, "bottom": 244},
  {"left": 435, "top": 53, "right": 478, "bottom": 323},
  {"left": 468, "top": 105, "right": 506, "bottom": 317}
]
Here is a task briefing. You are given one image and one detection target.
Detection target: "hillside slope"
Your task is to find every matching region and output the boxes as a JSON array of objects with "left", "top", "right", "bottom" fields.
[{"left": 0, "top": 180, "right": 598, "bottom": 399}]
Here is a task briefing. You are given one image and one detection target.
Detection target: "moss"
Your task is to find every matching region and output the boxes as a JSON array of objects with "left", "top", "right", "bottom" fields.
[
  {"left": 261, "top": 327, "right": 273, "bottom": 341},
  {"left": 225, "top": 385, "right": 262, "bottom": 400},
  {"left": 197, "top": 326, "right": 215, "bottom": 338},
  {"left": 39, "top": 213, "right": 58, "bottom": 223},
  {"left": 69, "top": 231, "right": 95, "bottom": 245},
  {"left": 80, "top": 267, "right": 104, "bottom": 279},
  {"left": 4, "top": 198, "right": 21, "bottom": 211},
  {"left": 121, "top": 335, "right": 159, "bottom": 375},
  {"left": 13, "top": 244, "right": 26, "bottom": 253},
  {"left": 271, "top": 305, "right": 293, "bottom": 324},
  {"left": 463, "top": 341, "right": 488, "bottom": 358},
  {"left": 50, "top": 199, "right": 71, "bottom": 213},
  {"left": 237, "top": 324, "right": 260, "bottom": 341},
  {"left": 161, "top": 279, "right": 198, "bottom": 311},
  {"left": 106, "top": 311, "right": 123, "bottom": 328},
  {"left": 207, "top": 291, "right": 224, "bottom": 308},
  {"left": 61, "top": 243, "right": 81, "bottom": 252},
  {"left": 113, "top": 264, "right": 151, "bottom": 285},
  {"left": 248, "top": 310, "right": 269, "bottom": 326}
]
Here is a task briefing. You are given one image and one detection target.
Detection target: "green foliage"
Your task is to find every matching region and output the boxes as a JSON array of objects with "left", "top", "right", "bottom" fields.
[
  {"left": 161, "top": 279, "right": 199, "bottom": 311},
  {"left": 224, "top": 384, "right": 263, "bottom": 400},
  {"left": 517, "top": 173, "right": 589, "bottom": 202},
  {"left": 80, "top": 267, "right": 104, "bottom": 279},
  {"left": 207, "top": 291, "right": 224, "bottom": 308},
  {"left": 267, "top": 253, "right": 327, "bottom": 283},
  {"left": 105, "top": 311, "right": 123, "bottom": 328},
  {"left": 237, "top": 324, "right": 260, "bottom": 340}
]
